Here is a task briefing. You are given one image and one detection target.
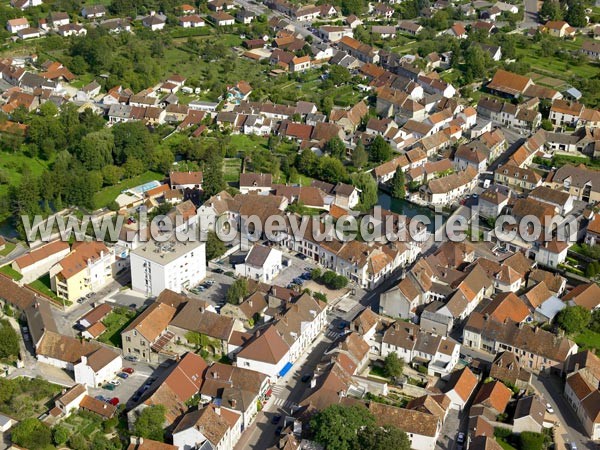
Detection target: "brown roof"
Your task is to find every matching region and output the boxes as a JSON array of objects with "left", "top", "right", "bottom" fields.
[
  {"left": 444, "top": 367, "right": 478, "bottom": 402},
  {"left": 563, "top": 282, "right": 600, "bottom": 310},
  {"left": 473, "top": 380, "right": 512, "bottom": 413},
  {"left": 245, "top": 244, "right": 275, "bottom": 267},
  {"left": 84, "top": 321, "right": 106, "bottom": 338},
  {"left": 80, "top": 395, "right": 116, "bottom": 418},
  {"left": 566, "top": 372, "right": 594, "bottom": 400},
  {"left": 156, "top": 289, "right": 188, "bottom": 309},
  {"left": 56, "top": 384, "right": 86, "bottom": 407},
  {"left": 0, "top": 274, "right": 37, "bottom": 310},
  {"left": 470, "top": 436, "right": 504, "bottom": 450},
  {"left": 80, "top": 303, "right": 112, "bottom": 326},
  {"left": 14, "top": 240, "right": 70, "bottom": 269},
  {"left": 85, "top": 346, "right": 120, "bottom": 372},
  {"left": 37, "top": 331, "right": 100, "bottom": 363},
  {"left": 237, "top": 325, "right": 289, "bottom": 364},
  {"left": 56, "top": 241, "right": 109, "bottom": 280},
  {"left": 122, "top": 302, "right": 177, "bottom": 343},
  {"left": 406, "top": 394, "right": 450, "bottom": 421},
  {"left": 490, "top": 351, "right": 529, "bottom": 386},
  {"left": 239, "top": 172, "right": 272, "bottom": 188},
  {"left": 173, "top": 405, "right": 237, "bottom": 445},
  {"left": 514, "top": 395, "right": 545, "bottom": 426},
  {"left": 488, "top": 69, "right": 532, "bottom": 96},
  {"left": 522, "top": 281, "right": 553, "bottom": 309},
  {"left": 369, "top": 402, "right": 440, "bottom": 437},
  {"left": 170, "top": 171, "right": 202, "bottom": 186},
  {"left": 170, "top": 299, "right": 234, "bottom": 340},
  {"left": 482, "top": 293, "right": 530, "bottom": 323}
]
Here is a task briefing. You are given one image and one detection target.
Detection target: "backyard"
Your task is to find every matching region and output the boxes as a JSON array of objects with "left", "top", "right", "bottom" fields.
[
  {"left": 0, "top": 377, "right": 62, "bottom": 421},
  {"left": 0, "top": 264, "right": 22, "bottom": 281},
  {"left": 97, "top": 307, "right": 138, "bottom": 348},
  {"left": 574, "top": 328, "right": 600, "bottom": 353},
  {"left": 28, "top": 274, "right": 66, "bottom": 306},
  {"left": 59, "top": 410, "right": 121, "bottom": 450},
  {"left": 92, "top": 170, "right": 165, "bottom": 209}
]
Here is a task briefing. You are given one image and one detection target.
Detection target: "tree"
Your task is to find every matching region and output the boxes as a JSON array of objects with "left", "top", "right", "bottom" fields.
[
  {"left": 206, "top": 231, "right": 226, "bottom": 261},
  {"left": 325, "top": 136, "right": 346, "bottom": 160},
  {"left": 541, "top": 119, "right": 554, "bottom": 131},
  {"left": 53, "top": 426, "right": 69, "bottom": 446},
  {"left": 566, "top": 1, "right": 587, "bottom": 27},
  {"left": 369, "top": 135, "right": 391, "bottom": 162},
  {"left": 310, "top": 404, "right": 376, "bottom": 450},
  {"left": 0, "top": 319, "right": 19, "bottom": 359},
  {"left": 102, "top": 165, "right": 124, "bottom": 186},
  {"left": 391, "top": 167, "right": 406, "bottom": 199},
  {"left": 203, "top": 151, "right": 226, "bottom": 198},
  {"left": 540, "top": 0, "right": 562, "bottom": 21},
  {"left": 555, "top": 305, "right": 591, "bottom": 334},
  {"left": 226, "top": 278, "right": 248, "bottom": 305},
  {"left": 357, "top": 425, "right": 411, "bottom": 450},
  {"left": 352, "top": 172, "right": 378, "bottom": 212},
  {"left": 383, "top": 352, "right": 404, "bottom": 378},
  {"left": 78, "top": 129, "right": 115, "bottom": 170},
  {"left": 463, "top": 44, "right": 487, "bottom": 83},
  {"left": 318, "top": 157, "right": 348, "bottom": 184},
  {"left": 352, "top": 140, "right": 368, "bottom": 168},
  {"left": 11, "top": 418, "right": 53, "bottom": 450},
  {"left": 134, "top": 405, "right": 166, "bottom": 442},
  {"left": 519, "top": 432, "right": 545, "bottom": 450},
  {"left": 328, "top": 65, "right": 351, "bottom": 86}
]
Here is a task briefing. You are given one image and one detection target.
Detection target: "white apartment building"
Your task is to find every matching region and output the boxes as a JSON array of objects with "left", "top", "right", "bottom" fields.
[
  {"left": 130, "top": 238, "right": 206, "bottom": 297},
  {"left": 73, "top": 347, "right": 122, "bottom": 388}
]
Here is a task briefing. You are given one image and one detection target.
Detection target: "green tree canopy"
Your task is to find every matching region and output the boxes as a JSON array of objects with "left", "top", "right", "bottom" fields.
[
  {"left": 11, "top": 418, "right": 53, "bottom": 450},
  {"left": 555, "top": 305, "right": 591, "bottom": 334},
  {"left": 391, "top": 167, "right": 406, "bottom": 200},
  {"left": 369, "top": 135, "right": 391, "bottom": 162},
  {"left": 202, "top": 151, "right": 226, "bottom": 198},
  {"left": 0, "top": 319, "right": 19, "bottom": 359},
  {"left": 383, "top": 352, "right": 404, "bottom": 378},
  {"left": 206, "top": 231, "right": 226, "bottom": 261},
  {"left": 226, "top": 278, "right": 249, "bottom": 305},
  {"left": 325, "top": 136, "right": 347, "bottom": 160},
  {"left": 134, "top": 405, "right": 166, "bottom": 442},
  {"left": 352, "top": 141, "right": 368, "bottom": 168},
  {"left": 310, "top": 404, "right": 376, "bottom": 450},
  {"left": 358, "top": 424, "right": 411, "bottom": 450}
]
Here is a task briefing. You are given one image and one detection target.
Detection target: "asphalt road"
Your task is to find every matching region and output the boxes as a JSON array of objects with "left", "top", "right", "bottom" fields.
[{"left": 522, "top": 0, "right": 540, "bottom": 29}]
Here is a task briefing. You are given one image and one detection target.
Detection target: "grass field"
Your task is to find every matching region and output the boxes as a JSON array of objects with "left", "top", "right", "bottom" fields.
[
  {"left": 574, "top": 328, "right": 600, "bottom": 352},
  {"left": 0, "top": 264, "right": 22, "bottom": 281},
  {"left": 229, "top": 134, "right": 268, "bottom": 152},
  {"left": 0, "top": 377, "right": 62, "bottom": 421},
  {"left": 0, "top": 241, "right": 15, "bottom": 257},
  {"left": 98, "top": 307, "right": 137, "bottom": 348},
  {"left": 28, "top": 274, "right": 63, "bottom": 304},
  {"left": 224, "top": 158, "right": 242, "bottom": 183},
  {"left": 496, "top": 438, "right": 518, "bottom": 450},
  {"left": 92, "top": 170, "right": 164, "bottom": 209}
]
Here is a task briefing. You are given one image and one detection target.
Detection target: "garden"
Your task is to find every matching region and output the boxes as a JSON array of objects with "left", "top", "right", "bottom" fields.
[{"left": 97, "top": 307, "right": 138, "bottom": 348}]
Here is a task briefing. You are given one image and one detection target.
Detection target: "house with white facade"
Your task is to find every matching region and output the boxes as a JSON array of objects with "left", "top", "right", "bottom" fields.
[
  {"left": 12, "top": 240, "right": 70, "bottom": 283},
  {"left": 235, "top": 245, "right": 282, "bottom": 283},
  {"left": 172, "top": 404, "right": 242, "bottom": 450},
  {"left": 443, "top": 367, "right": 478, "bottom": 410},
  {"left": 235, "top": 325, "right": 290, "bottom": 381},
  {"left": 74, "top": 347, "right": 122, "bottom": 388},
  {"left": 419, "top": 167, "right": 478, "bottom": 206}
]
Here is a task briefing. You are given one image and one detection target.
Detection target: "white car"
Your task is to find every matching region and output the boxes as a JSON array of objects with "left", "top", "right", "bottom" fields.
[
  {"left": 109, "top": 380, "right": 121, "bottom": 386},
  {"left": 546, "top": 403, "right": 554, "bottom": 414}
]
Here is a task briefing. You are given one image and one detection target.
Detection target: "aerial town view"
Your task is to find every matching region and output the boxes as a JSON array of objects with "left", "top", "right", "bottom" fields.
[{"left": 0, "top": 0, "right": 600, "bottom": 449}]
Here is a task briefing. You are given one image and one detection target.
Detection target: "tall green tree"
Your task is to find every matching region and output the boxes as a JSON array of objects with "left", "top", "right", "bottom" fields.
[
  {"left": 352, "top": 141, "right": 368, "bottom": 168},
  {"left": 206, "top": 231, "right": 226, "bottom": 261},
  {"left": 78, "top": 129, "right": 115, "bottom": 170},
  {"left": 391, "top": 167, "right": 406, "bottom": 199},
  {"left": 352, "top": 172, "right": 378, "bottom": 212},
  {"left": 310, "top": 404, "right": 376, "bottom": 450},
  {"left": 202, "top": 152, "right": 226, "bottom": 198},
  {"left": 383, "top": 352, "right": 404, "bottom": 378},
  {"left": 0, "top": 320, "right": 19, "bottom": 359},
  {"left": 134, "top": 405, "right": 166, "bottom": 442},
  {"left": 369, "top": 135, "right": 391, "bottom": 162},
  {"left": 226, "top": 278, "right": 248, "bottom": 305},
  {"left": 358, "top": 425, "right": 411, "bottom": 450},
  {"left": 566, "top": 2, "right": 586, "bottom": 27},
  {"left": 325, "top": 136, "right": 346, "bottom": 160},
  {"left": 540, "top": 0, "right": 563, "bottom": 21}
]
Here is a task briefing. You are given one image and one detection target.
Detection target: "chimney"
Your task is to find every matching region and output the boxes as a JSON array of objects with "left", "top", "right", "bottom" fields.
[
  {"left": 230, "top": 398, "right": 237, "bottom": 408},
  {"left": 214, "top": 406, "right": 221, "bottom": 415}
]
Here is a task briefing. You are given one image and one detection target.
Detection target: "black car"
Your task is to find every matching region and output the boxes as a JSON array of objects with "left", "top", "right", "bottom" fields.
[
  {"left": 295, "top": 252, "right": 307, "bottom": 260},
  {"left": 275, "top": 425, "right": 283, "bottom": 435},
  {"left": 213, "top": 268, "right": 224, "bottom": 274},
  {"left": 301, "top": 374, "right": 312, "bottom": 383},
  {"left": 271, "top": 414, "right": 282, "bottom": 424}
]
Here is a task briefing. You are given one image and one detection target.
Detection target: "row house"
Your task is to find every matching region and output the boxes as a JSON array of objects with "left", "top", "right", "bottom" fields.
[
  {"left": 338, "top": 36, "right": 379, "bottom": 64},
  {"left": 477, "top": 97, "right": 541, "bottom": 131},
  {"left": 545, "top": 163, "right": 600, "bottom": 203},
  {"left": 379, "top": 321, "right": 461, "bottom": 378},
  {"left": 463, "top": 313, "right": 578, "bottom": 373},
  {"left": 494, "top": 163, "right": 542, "bottom": 193},
  {"left": 419, "top": 166, "right": 479, "bottom": 206},
  {"left": 173, "top": 405, "right": 243, "bottom": 450}
]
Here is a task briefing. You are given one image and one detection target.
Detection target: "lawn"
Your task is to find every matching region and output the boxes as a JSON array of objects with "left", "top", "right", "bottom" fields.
[
  {"left": 229, "top": 134, "right": 268, "bottom": 152},
  {"left": 0, "top": 241, "right": 15, "bottom": 257},
  {"left": 92, "top": 170, "right": 164, "bottom": 209},
  {"left": 574, "top": 328, "right": 600, "bottom": 352},
  {"left": 224, "top": 158, "right": 242, "bottom": 183},
  {"left": 496, "top": 438, "right": 518, "bottom": 450},
  {"left": 0, "top": 377, "right": 62, "bottom": 421},
  {"left": 98, "top": 307, "right": 138, "bottom": 348},
  {"left": 0, "top": 264, "right": 22, "bottom": 281},
  {"left": 28, "top": 274, "right": 64, "bottom": 306}
]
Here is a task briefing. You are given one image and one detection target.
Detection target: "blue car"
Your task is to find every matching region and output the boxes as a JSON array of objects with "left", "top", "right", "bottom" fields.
[
  {"left": 95, "top": 395, "right": 108, "bottom": 402},
  {"left": 117, "top": 372, "right": 129, "bottom": 379}
]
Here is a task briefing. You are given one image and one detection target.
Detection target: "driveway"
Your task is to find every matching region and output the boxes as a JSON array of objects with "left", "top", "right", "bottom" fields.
[{"left": 532, "top": 374, "right": 593, "bottom": 450}]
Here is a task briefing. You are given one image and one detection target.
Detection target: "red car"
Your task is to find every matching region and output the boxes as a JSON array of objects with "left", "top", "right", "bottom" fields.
[
  {"left": 108, "top": 397, "right": 120, "bottom": 406},
  {"left": 122, "top": 367, "right": 135, "bottom": 374}
]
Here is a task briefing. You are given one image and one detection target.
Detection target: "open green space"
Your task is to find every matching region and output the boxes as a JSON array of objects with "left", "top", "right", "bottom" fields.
[
  {"left": 223, "top": 158, "right": 242, "bottom": 183},
  {"left": 0, "top": 264, "right": 22, "bottom": 281},
  {"left": 0, "top": 241, "right": 15, "bottom": 257},
  {"left": 574, "top": 328, "right": 600, "bottom": 352},
  {"left": 97, "top": 306, "right": 138, "bottom": 348},
  {"left": 28, "top": 274, "right": 64, "bottom": 305},
  {"left": 0, "top": 377, "right": 62, "bottom": 421},
  {"left": 92, "top": 170, "right": 164, "bottom": 209}
]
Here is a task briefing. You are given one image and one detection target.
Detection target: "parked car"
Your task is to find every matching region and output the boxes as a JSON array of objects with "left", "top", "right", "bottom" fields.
[
  {"left": 124, "top": 355, "right": 138, "bottom": 362},
  {"left": 570, "top": 444, "right": 578, "bottom": 450},
  {"left": 301, "top": 374, "right": 312, "bottom": 383},
  {"left": 77, "top": 297, "right": 85, "bottom": 304},
  {"left": 95, "top": 395, "right": 109, "bottom": 402},
  {"left": 131, "top": 393, "right": 141, "bottom": 402},
  {"left": 295, "top": 252, "right": 307, "bottom": 260},
  {"left": 108, "top": 397, "right": 120, "bottom": 406},
  {"left": 300, "top": 272, "right": 311, "bottom": 280},
  {"left": 109, "top": 379, "right": 121, "bottom": 385},
  {"left": 117, "top": 372, "right": 129, "bottom": 379},
  {"left": 213, "top": 268, "right": 224, "bottom": 274},
  {"left": 103, "top": 384, "right": 116, "bottom": 391},
  {"left": 122, "top": 367, "right": 135, "bottom": 374},
  {"left": 457, "top": 432, "right": 465, "bottom": 445},
  {"left": 546, "top": 403, "right": 554, "bottom": 414},
  {"left": 271, "top": 414, "right": 282, "bottom": 424}
]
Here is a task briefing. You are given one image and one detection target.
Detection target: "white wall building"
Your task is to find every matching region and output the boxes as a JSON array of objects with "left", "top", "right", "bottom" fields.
[
  {"left": 74, "top": 348, "right": 122, "bottom": 388},
  {"left": 130, "top": 238, "right": 206, "bottom": 297},
  {"left": 235, "top": 245, "right": 282, "bottom": 282}
]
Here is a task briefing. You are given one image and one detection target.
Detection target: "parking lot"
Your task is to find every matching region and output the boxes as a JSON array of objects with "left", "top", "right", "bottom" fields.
[{"left": 273, "top": 252, "right": 318, "bottom": 288}]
